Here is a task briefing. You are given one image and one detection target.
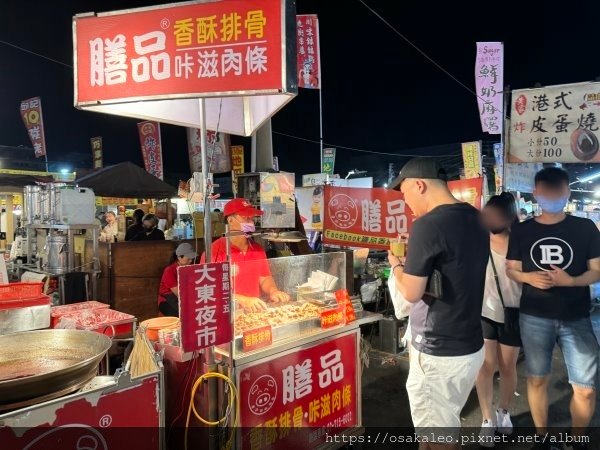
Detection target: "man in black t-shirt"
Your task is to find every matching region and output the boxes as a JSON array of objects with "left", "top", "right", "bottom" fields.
[
  {"left": 388, "top": 158, "right": 489, "bottom": 448},
  {"left": 507, "top": 167, "right": 600, "bottom": 447}
]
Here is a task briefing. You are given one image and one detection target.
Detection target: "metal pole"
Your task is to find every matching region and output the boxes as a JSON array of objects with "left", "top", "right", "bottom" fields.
[
  {"left": 501, "top": 84, "right": 510, "bottom": 192},
  {"left": 199, "top": 98, "right": 218, "bottom": 450},
  {"left": 317, "top": 18, "right": 324, "bottom": 172},
  {"left": 319, "top": 87, "right": 324, "bottom": 172},
  {"left": 251, "top": 132, "right": 257, "bottom": 173},
  {"left": 199, "top": 98, "right": 212, "bottom": 260}
]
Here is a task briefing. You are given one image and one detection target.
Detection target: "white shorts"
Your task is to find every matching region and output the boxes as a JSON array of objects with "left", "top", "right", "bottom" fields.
[{"left": 406, "top": 346, "right": 484, "bottom": 442}]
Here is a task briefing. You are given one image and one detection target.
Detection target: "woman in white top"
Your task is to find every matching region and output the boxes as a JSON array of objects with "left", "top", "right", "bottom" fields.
[{"left": 476, "top": 193, "right": 522, "bottom": 446}]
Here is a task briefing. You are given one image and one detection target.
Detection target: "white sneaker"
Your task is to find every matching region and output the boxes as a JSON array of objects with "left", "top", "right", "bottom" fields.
[
  {"left": 496, "top": 408, "right": 513, "bottom": 435},
  {"left": 479, "top": 420, "right": 496, "bottom": 448}
]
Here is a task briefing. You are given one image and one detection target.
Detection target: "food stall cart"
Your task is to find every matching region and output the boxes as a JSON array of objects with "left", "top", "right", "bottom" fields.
[
  {"left": 167, "top": 250, "right": 366, "bottom": 449},
  {"left": 221, "top": 252, "right": 364, "bottom": 449}
]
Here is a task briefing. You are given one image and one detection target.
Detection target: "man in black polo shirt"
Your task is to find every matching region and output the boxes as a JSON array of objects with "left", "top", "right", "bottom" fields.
[
  {"left": 388, "top": 158, "right": 489, "bottom": 448},
  {"left": 507, "top": 167, "right": 600, "bottom": 448}
]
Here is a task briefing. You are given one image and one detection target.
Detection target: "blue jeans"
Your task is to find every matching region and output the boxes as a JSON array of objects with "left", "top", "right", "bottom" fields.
[{"left": 520, "top": 313, "right": 599, "bottom": 389}]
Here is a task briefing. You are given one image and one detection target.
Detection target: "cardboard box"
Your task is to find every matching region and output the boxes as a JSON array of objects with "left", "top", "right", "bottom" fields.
[{"left": 193, "top": 212, "right": 225, "bottom": 238}]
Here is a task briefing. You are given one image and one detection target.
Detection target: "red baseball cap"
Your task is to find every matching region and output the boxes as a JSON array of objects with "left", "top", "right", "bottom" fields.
[{"left": 224, "top": 198, "right": 263, "bottom": 217}]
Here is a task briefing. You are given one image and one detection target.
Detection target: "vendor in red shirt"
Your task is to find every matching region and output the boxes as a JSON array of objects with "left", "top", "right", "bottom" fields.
[
  {"left": 201, "top": 198, "right": 290, "bottom": 312},
  {"left": 158, "top": 242, "right": 197, "bottom": 316}
]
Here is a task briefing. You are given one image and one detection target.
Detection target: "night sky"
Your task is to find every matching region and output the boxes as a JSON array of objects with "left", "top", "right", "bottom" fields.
[{"left": 1, "top": 0, "right": 599, "bottom": 186}]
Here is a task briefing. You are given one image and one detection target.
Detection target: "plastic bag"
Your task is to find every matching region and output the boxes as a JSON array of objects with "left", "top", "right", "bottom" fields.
[
  {"left": 388, "top": 276, "right": 412, "bottom": 320},
  {"left": 360, "top": 280, "right": 380, "bottom": 304},
  {"left": 55, "top": 316, "right": 77, "bottom": 329}
]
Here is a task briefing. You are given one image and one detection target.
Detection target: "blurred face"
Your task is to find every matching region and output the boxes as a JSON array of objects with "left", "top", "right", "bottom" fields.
[
  {"left": 533, "top": 181, "right": 570, "bottom": 201},
  {"left": 177, "top": 255, "right": 194, "bottom": 266},
  {"left": 482, "top": 206, "right": 511, "bottom": 234},
  {"left": 106, "top": 212, "right": 116, "bottom": 224},
  {"left": 533, "top": 182, "right": 570, "bottom": 214},
  {"left": 400, "top": 179, "right": 428, "bottom": 217},
  {"left": 143, "top": 219, "right": 155, "bottom": 231}
]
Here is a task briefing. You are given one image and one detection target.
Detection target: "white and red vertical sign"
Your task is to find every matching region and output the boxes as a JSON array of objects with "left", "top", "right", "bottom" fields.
[
  {"left": 475, "top": 42, "right": 503, "bottom": 135},
  {"left": 187, "top": 128, "right": 232, "bottom": 173},
  {"left": 297, "top": 15, "right": 320, "bottom": 89},
  {"left": 137, "top": 121, "right": 164, "bottom": 180},
  {"left": 178, "top": 262, "right": 232, "bottom": 352},
  {"left": 20, "top": 97, "right": 47, "bottom": 158}
]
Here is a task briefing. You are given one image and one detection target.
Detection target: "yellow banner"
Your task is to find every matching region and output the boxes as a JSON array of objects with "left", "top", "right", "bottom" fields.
[
  {"left": 95, "top": 197, "right": 139, "bottom": 206},
  {"left": 231, "top": 145, "right": 245, "bottom": 195},
  {"left": 0, "top": 194, "right": 22, "bottom": 206},
  {"left": 324, "top": 229, "right": 390, "bottom": 247},
  {"left": 461, "top": 141, "right": 482, "bottom": 179},
  {"left": 0, "top": 169, "right": 76, "bottom": 182}
]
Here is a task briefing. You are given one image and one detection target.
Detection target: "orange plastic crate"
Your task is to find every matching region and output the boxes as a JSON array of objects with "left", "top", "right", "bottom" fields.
[{"left": 0, "top": 282, "right": 43, "bottom": 300}]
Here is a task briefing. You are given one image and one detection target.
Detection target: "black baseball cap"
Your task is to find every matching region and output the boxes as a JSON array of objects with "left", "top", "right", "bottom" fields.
[{"left": 388, "top": 157, "right": 447, "bottom": 190}]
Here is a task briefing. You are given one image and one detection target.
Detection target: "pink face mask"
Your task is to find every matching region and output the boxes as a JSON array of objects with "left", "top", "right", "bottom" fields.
[
  {"left": 240, "top": 222, "right": 256, "bottom": 234},
  {"left": 234, "top": 217, "right": 256, "bottom": 234}
]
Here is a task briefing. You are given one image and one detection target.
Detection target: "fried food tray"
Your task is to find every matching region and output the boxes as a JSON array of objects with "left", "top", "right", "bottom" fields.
[{"left": 232, "top": 301, "right": 340, "bottom": 353}]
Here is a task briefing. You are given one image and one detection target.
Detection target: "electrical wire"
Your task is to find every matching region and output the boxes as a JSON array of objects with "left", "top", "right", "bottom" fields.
[
  {"left": 168, "top": 351, "right": 198, "bottom": 441},
  {"left": 356, "top": 0, "right": 509, "bottom": 121},
  {"left": 184, "top": 371, "right": 238, "bottom": 450},
  {"left": 0, "top": 39, "right": 72, "bottom": 69},
  {"left": 272, "top": 131, "right": 461, "bottom": 158}
]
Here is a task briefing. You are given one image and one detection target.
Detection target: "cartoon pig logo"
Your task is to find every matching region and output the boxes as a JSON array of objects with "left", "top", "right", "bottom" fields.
[
  {"left": 515, "top": 95, "right": 527, "bottom": 116},
  {"left": 248, "top": 375, "right": 277, "bottom": 415},
  {"left": 328, "top": 194, "right": 358, "bottom": 229}
]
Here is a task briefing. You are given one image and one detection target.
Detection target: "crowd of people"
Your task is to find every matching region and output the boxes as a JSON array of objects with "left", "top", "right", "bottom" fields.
[
  {"left": 97, "top": 208, "right": 165, "bottom": 242},
  {"left": 388, "top": 158, "right": 600, "bottom": 450}
]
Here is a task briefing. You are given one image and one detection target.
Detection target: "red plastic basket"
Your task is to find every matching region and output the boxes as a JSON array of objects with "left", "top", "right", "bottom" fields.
[
  {"left": 0, "top": 282, "right": 43, "bottom": 300},
  {"left": 58, "top": 309, "right": 136, "bottom": 338},
  {"left": 50, "top": 301, "right": 110, "bottom": 328}
]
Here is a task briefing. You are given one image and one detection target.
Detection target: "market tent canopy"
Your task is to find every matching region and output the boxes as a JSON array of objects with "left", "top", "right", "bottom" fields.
[
  {"left": 0, "top": 173, "right": 54, "bottom": 192},
  {"left": 75, "top": 162, "right": 176, "bottom": 198}
]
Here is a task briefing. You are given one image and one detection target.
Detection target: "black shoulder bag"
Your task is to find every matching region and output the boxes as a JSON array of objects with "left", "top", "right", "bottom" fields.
[
  {"left": 424, "top": 269, "right": 443, "bottom": 299},
  {"left": 489, "top": 253, "right": 520, "bottom": 335}
]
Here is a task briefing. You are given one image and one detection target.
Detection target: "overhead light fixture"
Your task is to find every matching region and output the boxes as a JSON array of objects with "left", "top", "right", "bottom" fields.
[
  {"left": 572, "top": 171, "right": 600, "bottom": 185},
  {"left": 595, "top": 188, "right": 600, "bottom": 198},
  {"left": 345, "top": 169, "right": 367, "bottom": 180}
]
